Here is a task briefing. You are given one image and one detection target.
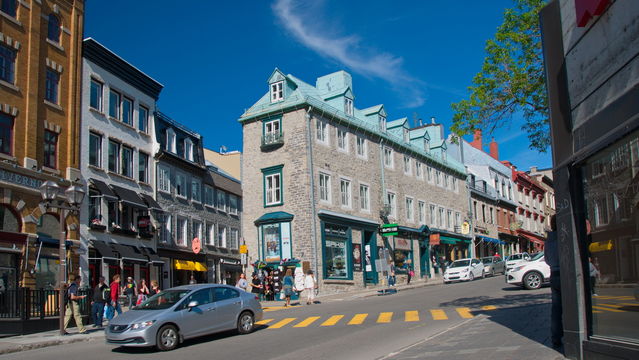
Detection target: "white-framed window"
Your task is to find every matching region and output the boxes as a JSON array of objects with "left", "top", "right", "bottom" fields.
[
  {"left": 444, "top": 174, "right": 450, "bottom": 189},
  {"left": 424, "top": 138, "right": 430, "bottom": 152},
  {"left": 89, "top": 78, "right": 103, "bottom": 111},
  {"left": 228, "top": 228, "right": 239, "bottom": 250},
  {"left": 415, "top": 162, "right": 423, "bottom": 179},
  {"left": 379, "top": 115, "right": 386, "bottom": 132},
  {"left": 387, "top": 191, "right": 397, "bottom": 218},
  {"left": 438, "top": 207, "right": 445, "bottom": 227},
  {"left": 217, "top": 225, "right": 227, "bottom": 248},
  {"left": 319, "top": 173, "right": 331, "bottom": 203},
  {"left": 121, "top": 96, "right": 133, "bottom": 126},
  {"left": 229, "top": 194, "right": 239, "bottom": 215},
  {"left": 435, "top": 170, "right": 441, "bottom": 186},
  {"left": 158, "top": 165, "right": 171, "bottom": 193},
  {"left": 191, "top": 178, "right": 201, "bottom": 202},
  {"left": 406, "top": 197, "right": 414, "bottom": 222},
  {"left": 109, "top": 89, "right": 120, "bottom": 119},
  {"left": 403, "top": 128, "right": 409, "bottom": 142},
  {"left": 427, "top": 166, "right": 433, "bottom": 182},
  {"left": 429, "top": 204, "right": 436, "bottom": 226},
  {"left": 185, "top": 138, "right": 194, "bottom": 162},
  {"left": 316, "top": 118, "right": 328, "bottom": 144},
  {"left": 340, "top": 178, "right": 351, "bottom": 208},
  {"left": 453, "top": 177, "right": 458, "bottom": 192},
  {"left": 337, "top": 128, "right": 348, "bottom": 152},
  {"left": 217, "top": 189, "right": 227, "bottom": 212},
  {"left": 455, "top": 212, "right": 461, "bottom": 229},
  {"left": 160, "top": 214, "right": 172, "bottom": 244},
  {"left": 204, "top": 185, "right": 215, "bottom": 207},
  {"left": 403, "top": 156, "right": 411, "bottom": 175},
  {"left": 344, "top": 97, "right": 353, "bottom": 116},
  {"left": 176, "top": 172, "right": 187, "bottom": 197},
  {"left": 356, "top": 136, "right": 367, "bottom": 159},
  {"left": 193, "top": 220, "right": 203, "bottom": 242},
  {"left": 383, "top": 147, "right": 394, "bottom": 169},
  {"left": 264, "top": 172, "right": 282, "bottom": 206},
  {"left": 418, "top": 201, "right": 425, "bottom": 224},
  {"left": 166, "top": 128, "right": 176, "bottom": 153},
  {"left": 270, "top": 81, "right": 284, "bottom": 102},
  {"left": 176, "top": 217, "right": 188, "bottom": 247},
  {"left": 205, "top": 222, "right": 215, "bottom": 245},
  {"left": 264, "top": 118, "right": 280, "bottom": 138},
  {"left": 89, "top": 132, "right": 102, "bottom": 168},
  {"left": 447, "top": 209, "right": 453, "bottom": 229},
  {"left": 359, "top": 184, "right": 370, "bottom": 212}
]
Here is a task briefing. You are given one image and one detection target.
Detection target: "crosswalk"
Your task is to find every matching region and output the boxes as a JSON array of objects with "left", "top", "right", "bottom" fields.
[
  {"left": 256, "top": 307, "right": 490, "bottom": 329},
  {"left": 592, "top": 295, "right": 639, "bottom": 314}
]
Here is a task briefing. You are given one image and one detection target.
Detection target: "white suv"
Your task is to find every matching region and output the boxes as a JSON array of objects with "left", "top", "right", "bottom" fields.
[
  {"left": 506, "top": 252, "right": 550, "bottom": 289},
  {"left": 505, "top": 252, "right": 531, "bottom": 272}
]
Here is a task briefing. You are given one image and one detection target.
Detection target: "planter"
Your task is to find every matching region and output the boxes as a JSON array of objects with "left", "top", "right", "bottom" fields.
[
  {"left": 111, "top": 227, "right": 138, "bottom": 237},
  {"left": 89, "top": 224, "right": 106, "bottom": 231}
]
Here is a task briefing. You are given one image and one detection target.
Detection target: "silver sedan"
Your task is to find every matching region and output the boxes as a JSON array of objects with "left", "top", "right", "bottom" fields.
[
  {"left": 105, "top": 284, "right": 262, "bottom": 351},
  {"left": 481, "top": 256, "right": 506, "bottom": 276}
]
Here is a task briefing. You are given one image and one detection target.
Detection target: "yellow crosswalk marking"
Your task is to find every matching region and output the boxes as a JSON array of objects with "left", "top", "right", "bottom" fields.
[
  {"left": 456, "top": 307, "right": 474, "bottom": 319},
  {"left": 593, "top": 305, "right": 624, "bottom": 313},
  {"left": 269, "top": 317, "right": 297, "bottom": 328},
  {"left": 321, "top": 315, "right": 344, "bottom": 326},
  {"left": 593, "top": 310, "right": 603, "bottom": 313},
  {"left": 600, "top": 303, "right": 623, "bottom": 308},
  {"left": 294, "top": 316, "right": 321, "bottom": 328},
  {"left": 256, "top": 319, "right": 273, "bottom": 325},
  {"left": 377, "top": 312, "right": 393, "bottom": 323},
  {"left": 405, "top": 311, "right": 419, "bottom": 322},
  {"left": 348, "top": 313, "right": 368, "bottom": 325},
  {"left": 482, "top": 305, "right": 497, "bottom": 311},
  {"left": 619, "top": 303, "right": 639, "bottom": 307},
  {"left": 430, "top": 309, "right": 448, "bottom": 320}
]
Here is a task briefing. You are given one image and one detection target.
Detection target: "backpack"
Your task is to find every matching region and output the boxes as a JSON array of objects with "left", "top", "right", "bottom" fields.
[{"left": 101, "top": 286, "right": 111, "bottom": 302}]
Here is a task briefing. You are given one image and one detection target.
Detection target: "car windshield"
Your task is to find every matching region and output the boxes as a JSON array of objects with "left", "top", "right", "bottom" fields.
[
  {"left": 507, "top": 254, "right": 521, "bottom": 261},
  {"left": 481, "top": 258, "right": 493, "bottom": 264},
  {"left": 450, "top": 260, "right": 470, "bottom": 268},
  {"left": 531, "top": 252, "right": 544, "bottom": 261},
  {"left": 133, "top": 289, "right": 191, "bottom": 310}
]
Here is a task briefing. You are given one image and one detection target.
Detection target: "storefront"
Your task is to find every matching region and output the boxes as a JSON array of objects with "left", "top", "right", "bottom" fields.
[
  {"left": 255, "top": 211, "right": 294, "bottom": 265},
  {"left": 475, "top": 236, "right": 505, "bottom": 258},
  {"left": 430, "top": 230, "right": 472, "bottom": 274}
]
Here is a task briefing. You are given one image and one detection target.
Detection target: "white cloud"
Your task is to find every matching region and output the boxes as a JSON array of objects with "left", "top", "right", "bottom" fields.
[{"left": 272, "top": 0, "right": 425, "bottom": 108}]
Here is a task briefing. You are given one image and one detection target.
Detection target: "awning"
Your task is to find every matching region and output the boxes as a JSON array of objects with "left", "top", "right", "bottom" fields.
[
  {"left": 109, "top": 185, "right": 147, "bottom": 208},
  {"left": 440, "top": 236, "right": 458, "bottom": 245},
  {"left": 174, "top": 260, "right": 207, "bottom": 271},
  {"left": 112, "top": 244, "right": 147, "bottom": 263},
  {"left": 519, "top": 232, "right": 545, "bottom": 246},
  {"left": 254, "top": 211, "right": 294, "bottom": 225},
  {"left": 89, "top": 179, "right": 117, "bottom": 200},
  {"left": 91, "top": 240, "right": 118, "bottom": 261},
  {"left": 140, "top": 247, "right": 164, "bottom": 264},
  {"left": 36, "top": 234, "right": 72, "bottom": 247},
  {"left": 478, "top": 236, "right": 506, "bottom": 245},
  {"left": 139, "top": 194, "right": 163, "bottom": 211}
]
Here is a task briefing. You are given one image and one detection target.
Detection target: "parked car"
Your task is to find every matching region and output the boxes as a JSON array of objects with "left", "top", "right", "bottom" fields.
[
  {"left": 506, "top": 252, "right": 550, "bottom": 289},
  {"left": 505, "top": 252, "right": 531, "bottom": 272},
  {"left": 481, "top": 256, "right": 505, "bottom": 276},
  {"left": 443, "top": 258, "right": 485, "bottom": 283},
  {"left": 105, "top": 284, "right": 263, "bottom": 351}
]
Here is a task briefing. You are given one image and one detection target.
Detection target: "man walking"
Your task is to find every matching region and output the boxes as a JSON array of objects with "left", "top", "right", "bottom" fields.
[
  {"left": 123, "top": 277, "right": 137, "bottom": 310},
  {"left": 63, "top": 274, "right": 87, "bottom": 335},
  {"left": 91, "top": 276, "right": 108, "bottom": 328}
]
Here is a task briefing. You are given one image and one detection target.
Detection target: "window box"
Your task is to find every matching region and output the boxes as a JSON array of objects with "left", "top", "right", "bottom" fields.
[
  {"left": 261, "top": 131, "right": 284, "bottom": 151},
  {"left": 139, "top": 230, "right": 154, "bottom": 239},
  {"left": 89, "top": 223, "right": 106, "bottom": 231},
  {"left": 111, "top": 226, "right": 138, "bottom": 237}
]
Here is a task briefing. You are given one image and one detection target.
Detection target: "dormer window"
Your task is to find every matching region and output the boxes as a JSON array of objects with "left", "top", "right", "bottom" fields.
[
  {"left": 424, "top": 138, "right": 430, "bottom": 152},
  {"left": 344, "top": 97, "right": 353, "bottom": 116},
  {"left": 270, "top": 81, "right": 284, "bottom": 102},
  {"left": 166, "top": 128, "right": 176, "bottom": 153},
  {"left": 379, "top": 115, "right": 386, "bottom": 132},
  {"left": 403, "top": 128, "right": 409, "bottom": 142},
  {"left": 184, "top": 138, "right": 194, "bottom": 161}
]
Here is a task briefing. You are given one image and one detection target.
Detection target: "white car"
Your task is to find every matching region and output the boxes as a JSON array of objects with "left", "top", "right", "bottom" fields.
[
  {"left": 505, "top": 252, "right": 531, "bottom": 272},
  {"left": 506, "top": 252, "right": 550, "bottom": 289},
  {"left": 443, "top": 258, "right": 485, "bottom": 283}
]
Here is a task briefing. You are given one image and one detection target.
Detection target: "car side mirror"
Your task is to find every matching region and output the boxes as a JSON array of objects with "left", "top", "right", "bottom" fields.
[{"left": 187, "top": 300, "right": 199, "bottom": 311}]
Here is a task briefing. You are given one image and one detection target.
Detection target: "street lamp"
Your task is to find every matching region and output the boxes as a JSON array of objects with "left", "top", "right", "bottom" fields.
[{"left": 39, "top": 181, "right": 85, "bottom": 336}]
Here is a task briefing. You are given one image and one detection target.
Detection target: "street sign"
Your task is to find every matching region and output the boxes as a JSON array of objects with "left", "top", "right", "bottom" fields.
[
  {"left": 379, "top": 223, "right": 399, "bottom": 237},
  {"left": 461, "top": 221, "right": 470, "bottom": 235},
  {"left": 239, "top": 245, "right": 248, "bottom": 254},
  {"left": 241, "top": 253, "right": 247, "bottom": 265}
]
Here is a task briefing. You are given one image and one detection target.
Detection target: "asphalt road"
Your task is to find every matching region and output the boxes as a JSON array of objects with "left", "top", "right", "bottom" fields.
[{"left": 1, "top": 275, "right": 552, "bottom": 360}]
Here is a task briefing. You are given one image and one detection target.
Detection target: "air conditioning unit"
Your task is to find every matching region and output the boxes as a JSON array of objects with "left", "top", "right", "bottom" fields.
[{"left": 23, "top": 157, "right": 37, "bottom": 170}]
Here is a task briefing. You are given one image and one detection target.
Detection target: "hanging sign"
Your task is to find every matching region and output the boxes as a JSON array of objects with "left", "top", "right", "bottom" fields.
[
  {"left": 192, "top": 237, "right": 201, "bottom": 254},
  {"left": 461, "top": 221, "right": 470, "bottom": 235},
  {"left": 352, "top": 243, "right": 362, "bottom": 272},
  {"left": 379, "top": 223, "right": 398, "bottom": 237}
]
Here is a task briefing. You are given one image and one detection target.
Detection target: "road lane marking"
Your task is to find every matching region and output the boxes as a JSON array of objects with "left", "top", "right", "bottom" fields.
[
  {"left": 619, "top": 303, "right": 639, "bottom": 307},
  {"left": 321, "top": 315, "right": 344, "bottom": 326},
  {"left": 592, "top": 305, "right": 624, "bottom": 313},
  {"left": 430, "top": 309, "right": 448, "bottom": 320},
  {"left": 599, "top": 303, "right": 622, "bottom": 308},
  {"left": 269, "top": 318, "right": 297, "bottom": 328},
  {"left": 405, "top": 311, "right": 419, "bottom": 322},
  {"left": 256, "top": 319, "right": 273, "bottom": 325},
  {"left": 593, "top": 310, "right": 603, "bottom": 313},
  {"left": 377, "top": 312, "right": 393, "bottom": 323},
  {"left": 481, "top": 305, "right": 497, "bottom": 311},
  {"left": 348, "top": 313, "right": 368, "bottom": 325},
  {"left": 294, "top": 316, "right": 321, "bottom": 328},
  {"left": 456, "top": 307, "right": 474, "bottom": 319}
]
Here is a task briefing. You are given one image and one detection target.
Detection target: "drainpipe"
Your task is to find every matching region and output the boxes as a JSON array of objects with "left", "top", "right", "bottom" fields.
[{"left": 305, "top": 107, "right": 319, "bottom": 279}]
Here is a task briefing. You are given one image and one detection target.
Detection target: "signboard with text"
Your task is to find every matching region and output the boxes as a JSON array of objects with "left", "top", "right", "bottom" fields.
[{"left": 379, "top": 223, "right": 398, "bottom": 237}]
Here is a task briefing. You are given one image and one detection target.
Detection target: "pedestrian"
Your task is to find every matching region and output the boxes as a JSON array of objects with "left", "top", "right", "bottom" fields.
[
  {"left": 149, "top": 280, "right": 160, "bottom": 297},
  {"left": 294, "top": 267, "right": 305, "bottom": 295},
  {"left": 544, "top": 215, "right": 563, "bottom": 350},
  {"left": 304, "top": 270, "right": 317, "bottom": 305},
  {"left": 123, "top": 276, "right": 137, "bottom": 310},
  {"left": 189, "top": 275, "right": 197, "bottom": 284},
  {"left": 407, "top": 266, "right": 414, "bottom": 285},
  {"left": 108, "top": 274, "right": 123, "bottom": 320},
  {"left": 235, "top": 273, "right": 249, "bottom": 291},
  {"left": 250, "top": 273, "right": 263, "bottom": 300},
  {"left": 63, "top": 274, "right": 87, "bottom": 335},
  {"left": 589, "top": 257, "right": 599, "bottom": 296},
  {"left": 282, "top": 269, "right": 294, "bottom": 307},
  {"left": 137, "top": 279, "right": 150, "bottom": 305},
  {"left": 264, "top": 275, "right": 274, "bottom": 301},
  {"left": 91, "top": 276, "right": 109, "bottom": 328},
  {"left": 388, "top": 263, "right": 396, "bottom": 287}
]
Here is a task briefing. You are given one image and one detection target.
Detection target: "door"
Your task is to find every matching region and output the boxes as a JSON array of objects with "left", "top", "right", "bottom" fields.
[
  {"left": 177, "top": 288, "right": 216, "bottom": 338},
  {"left": 363, "top": 231, "right": 378, "bottom": 284},
  {"left": 213, "top": 287, "right": 242, "bottom": 330},
  {"left": 471, "top": 259, "right": 483, "bottom": 277},
  {"left": 419, "top": 243, "right": 429, "bottom": 278}
]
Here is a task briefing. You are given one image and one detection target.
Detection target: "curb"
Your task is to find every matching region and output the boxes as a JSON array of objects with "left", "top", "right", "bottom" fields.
[{"left": 0, "top": 335, "right": 97, "bottom": 356}]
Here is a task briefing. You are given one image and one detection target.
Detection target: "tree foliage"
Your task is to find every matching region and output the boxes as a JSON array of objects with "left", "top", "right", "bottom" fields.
[{"left": 451, "top": 0, "right": 549, "bottom": 152}]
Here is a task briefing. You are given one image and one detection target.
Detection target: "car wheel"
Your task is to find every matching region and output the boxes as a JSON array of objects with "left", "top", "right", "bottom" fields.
[
  {"left": 156, "top": 324, "right": 179, "bottom": 351},
  {"left": 444, "top": 281, "right": 450, "bottom": 284},
  {"left": 468, "top": 272, "right": 474, "bottom": 281},
  {"left": 237, "top": 311, "right": 255, "bottom": 334},
  {"left": 523, "top": 271, "right": 543, "bottom": 290}
]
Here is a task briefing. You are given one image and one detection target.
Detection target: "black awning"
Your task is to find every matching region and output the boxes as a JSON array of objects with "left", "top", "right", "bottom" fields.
[
  {"left": 141, "top": 247, "right": 164, "bottom": 264},
  {"left": 91, "top": 240, "right": 118, "bottom": 261},
  {"left": 112, "top": 244, "right": 147, "bottom": 263},
  {"left": 139, "top": 194, "right": 163, "bottom": 211},
  {"left": 109, "top": 185, "right": 147, "bottom": 208},
  {"left": 90, "top": 179, "right": 117, "bottom": 200}
]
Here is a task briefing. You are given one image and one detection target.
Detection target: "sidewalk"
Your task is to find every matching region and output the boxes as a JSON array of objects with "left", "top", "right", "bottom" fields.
[
  {"left": 0, "top": 277, "right": 440, "bottom": 355},
  {"left": 382, "top": 302, "right": 566, "bottom": 360}
]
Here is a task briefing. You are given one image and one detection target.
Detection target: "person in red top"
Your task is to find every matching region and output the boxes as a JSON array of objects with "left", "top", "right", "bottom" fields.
[{"left": 108, "top": 274, "right": 123, "bottom": 320}]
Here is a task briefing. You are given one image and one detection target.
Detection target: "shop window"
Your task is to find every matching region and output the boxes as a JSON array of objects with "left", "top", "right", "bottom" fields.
[
  {"left": 262, "top": 223, "right": 280, "bottom": 263},
  {"left": 323, "top": 224, "right": 350, "bottom": 279},
  {"left": 0, "top": 205, "right": 20, "bottom": 232},
  {"left": 393, "top": 249, "right": 412, "bottom": 273}
]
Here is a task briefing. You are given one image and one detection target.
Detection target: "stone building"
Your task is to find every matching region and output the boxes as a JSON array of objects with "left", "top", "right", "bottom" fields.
[
  {"left": 78, "top": 38, "right": 164, "bottom": 288},
  {"left": 0, "top": 0, "right": 84, "bottom": 289},
  {"left": 527, "top": 166, "right": 555, "bottom": 230},
  {"left": 239, "top": 69, "right": 469, "bottom": 294}
]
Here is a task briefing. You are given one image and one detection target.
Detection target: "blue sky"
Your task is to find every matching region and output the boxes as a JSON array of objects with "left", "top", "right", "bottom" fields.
[{"left": 84, "top": 0, "right": 552, "bottom": 171}]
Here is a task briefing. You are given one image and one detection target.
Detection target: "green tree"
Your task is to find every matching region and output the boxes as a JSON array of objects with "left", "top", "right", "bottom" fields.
[{"left": 451, "top": 0, "right": 549, "bottom": 152}]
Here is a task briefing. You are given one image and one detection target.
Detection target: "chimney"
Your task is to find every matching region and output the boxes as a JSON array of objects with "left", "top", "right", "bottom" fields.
[
  {"left": 530, "top": 166, "right": 538, "bottom": 173},
  {"left": 489, "top": 137, "right": 499, "bottom": 160},
  {"left": 431, "top": 116, "right": 436, "bottom": 124},
  {"left": 470, "top": 129, "right": 482, "bottom": 150}
]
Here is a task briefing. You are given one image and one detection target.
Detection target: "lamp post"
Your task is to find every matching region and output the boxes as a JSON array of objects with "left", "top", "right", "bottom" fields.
[{"left": 39, "top": 181, "right": 85, "bottom": 336}]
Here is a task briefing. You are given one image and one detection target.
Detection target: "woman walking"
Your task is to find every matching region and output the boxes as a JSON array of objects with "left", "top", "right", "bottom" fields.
[
  {"left": 282, "top": 269, "right": 294, "bottom": 307},
  {"left": 149, "top": 280, "right": 160, "bottom": 296},
  {"left": 137, "top": 279, "right": 150, "bottom": 305},
  {"left": 304, "top": 270, "right": 316, "bottom": 305},
  {"left": 236, "top": 273, "right": 249, "bottom": 292}
]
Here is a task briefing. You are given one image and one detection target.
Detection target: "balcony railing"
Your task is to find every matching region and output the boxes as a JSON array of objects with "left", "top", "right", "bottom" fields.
[{"left": 261, "top": 131, "right": 284, "bottom": 151}]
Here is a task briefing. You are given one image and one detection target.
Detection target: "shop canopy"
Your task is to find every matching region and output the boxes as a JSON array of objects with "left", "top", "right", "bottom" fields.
[
  {"left": 111, "top": 244, "right": 147, "bottom": 263},
  {"left": 139, "top": 194, "right": 163, "bottom": 212},
  {"left": 89, "top": 179, "right": 117, "bottom": 200},
  {"left": 174, "top": 260, "right": 207, "bottom": 271},
  {"left": 519, "top": 233, "right": 545, "bottom": 246},
  {"left": 478, "top": 236, "right": 506, "bottom": 245},
  {"left": 91, "top": 240, "right": 118, "bottom": 262},
  {"left": 140, "top": 247, "right": 164, "bottom": 265},
  {"left": 109, "top": 185, "right": 147, "bottom": 208},
  {"left": 254, "top": 211, "right": 294, "bottom": 225}
]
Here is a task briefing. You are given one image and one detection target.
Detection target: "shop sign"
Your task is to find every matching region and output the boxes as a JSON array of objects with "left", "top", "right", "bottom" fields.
[
  {"left": 192, "top": 237, "right": 201, "bottom": 254},
  {"left": 588, "top": 240, "right": 613, "bottom": 253},
  {"left": 575, "top": 0, "right": 610, "bottom": 27},
  {"left": 220, "top": 258, "right": 241, "bottom": 265},
  {"left": 0, "top": 168, "right": 43, "bottom": 190},
  {"left": 281, "top": 222, "right": 292, "bottom": 260},
  {"left": 364, "top": 244, "right": 372, "bottom": 272},
  {"left": 429, "top": 233, "right": 441, "bottom": 245},
  {"left": 379, "top": 223, "right": 398, "bottom": 237},
  {"left": 239, "top": 244, "right": 248, "bottom": 254},
  {"left": 352, "top": 243, "right": 362, "bottom": 272},
  {"left": 394, "top": 238, "right": 411, "bottom": 250},
  {"left": 461, "top": 221, "right": 470, "bottom": 235},
  {"left": 137, "top": 216, "right": 151, "bottom": 230}
]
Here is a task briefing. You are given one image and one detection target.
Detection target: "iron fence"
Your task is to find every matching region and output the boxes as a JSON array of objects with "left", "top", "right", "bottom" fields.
[{"left": 0, "top": 288, "right": 92, "bottom": 320}]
